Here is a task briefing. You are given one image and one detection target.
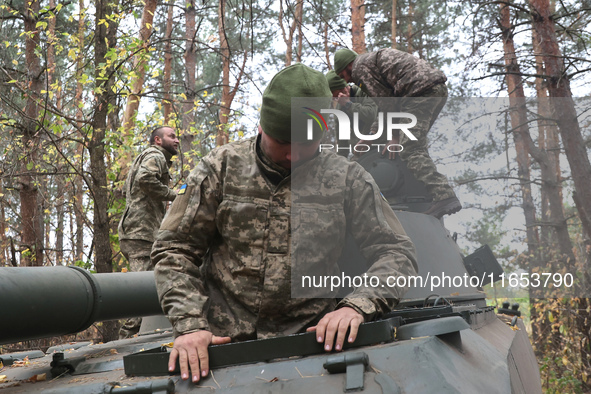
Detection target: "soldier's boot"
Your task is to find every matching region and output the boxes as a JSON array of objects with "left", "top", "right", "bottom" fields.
[{"left": 423, "top": 196, "right": 462, "bottom": 219}]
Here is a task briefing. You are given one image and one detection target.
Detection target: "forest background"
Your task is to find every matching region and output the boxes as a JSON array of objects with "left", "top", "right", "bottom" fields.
[{"left": 1, "top": 0, "right": 590, "bottom": 391}]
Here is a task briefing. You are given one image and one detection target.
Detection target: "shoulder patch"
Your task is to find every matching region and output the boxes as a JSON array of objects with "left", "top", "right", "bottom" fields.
[{"left": 178, "top": 184, "right": 188, "bottom": 195}]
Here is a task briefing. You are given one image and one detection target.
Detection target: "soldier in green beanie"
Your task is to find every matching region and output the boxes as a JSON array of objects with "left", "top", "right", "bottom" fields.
[
  {"left": 153, "top": 63, "right": 417, "bottom": 383},
  {"left": 326, "top": 70, "right": 377, "bottom": 157},
  {"left": 334, "top": 47, "right": 461, "bottom": 219}
]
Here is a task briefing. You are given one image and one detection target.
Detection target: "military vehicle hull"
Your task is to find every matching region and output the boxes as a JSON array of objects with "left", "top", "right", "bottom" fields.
[
  {"left": 0, "top": 211, "right": 541, "bottom": 393},
  {"left": 0, "top": 307, "right": 539, "bottom": 393},
  {"left": 0, "top": 153, "right": 542, "bottom": 393}
]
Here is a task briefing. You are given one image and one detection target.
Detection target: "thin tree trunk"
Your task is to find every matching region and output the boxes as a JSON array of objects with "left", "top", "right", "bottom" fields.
[
  {"left": 351, "top": 0, "right": 366, "bottom": 53},
  {"left": 121, "top": 0, "right": 158, "bottom": 131},
  {"left": 529, "top": 0, "right": 591, "bottom": 242},
  {"left": 21, "top": 0, "right": 44, "bottom": 266},
  {"left": 502, "top": 0, "right": 575, "bottom": 266},
  {"left": 499, "top": 3, "right": 577, "bottom": 358},
  {"left": 406, "top": 0, "right": 413, "bottom": 54},
  {"left": 74, "top": 0, "right": 86, "bottom": 263},
  {"left": 279, "top": 1, "right": 290, "bottom": 66},
  {"left": 91, "top": 0, "right": 119, "bottom": 275},
  {"left": 47, "top": 0, "right": 64, "bottom": 265},
  {"left": 295, "top": 0, "right": 303, "bottom": 62},
  {"left": 217, "top": 0, "right": 230, "bottom": 146},
  {"left": 279, "top": 0, "right": 303, "bottom": 67},
  {"left": 181, "top": 0, "right": 196, "bottom": 162},
  {"left": 0, "top": 182, "right": 7, "bottom": 264},
  {"left": 163, "top": 0, "right": 174, "bottom": 123},
  {"left": 530, "top": 1, "right": 591, "bottom": 383},
  {"left": 324, "top": 22, "right": 331, "bottom": 67},
  {"left": 55, "top": 178, "right": 65, "bottom": 264},
  {"left": 216, "top": 0, "right": 248, "bottom": 147},
  {"left": 90, "top": 0, "right": 121, "bottom": 342},
  {"left": 391, "top": 0, "right": 397, "bottom": 48},
  {"left": 499, "top": 2, "right": 539, "bottom": 260},
  {"left": 118, "top": 0, "right": 159, "bottom": 188},
  {"left": 532, "top": 19, "right": 562, "bottom": 262}
]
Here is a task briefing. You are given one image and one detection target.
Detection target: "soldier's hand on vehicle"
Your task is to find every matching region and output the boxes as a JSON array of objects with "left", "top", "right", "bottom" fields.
[
  {"left": 169, "top": 330, "right": 231, "bottom": 383},
  {"left": 382, "top": 136, "right": 400, "bottom": 159},
  {"left": 306, "top": 306, "right": 364, "bottom": 352}
]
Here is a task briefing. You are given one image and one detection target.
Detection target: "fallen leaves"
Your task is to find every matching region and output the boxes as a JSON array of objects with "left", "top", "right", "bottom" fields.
[
  {"left": 26, "top": 373, "right": 46, "bottom": 383},
  {"left": 11, "top": 356, "right": 30, "bottom": 367}
]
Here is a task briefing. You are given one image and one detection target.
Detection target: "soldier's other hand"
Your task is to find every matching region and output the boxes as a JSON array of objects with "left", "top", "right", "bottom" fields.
[
  {"left": 382, "top": 136, "right": 400, "bottom": 159},
  {"left": 306, "top": 307, "right": 364, "bottom": 352},
  {"left": 169, "top": 330, "right": 231, "bottom": 383},
  {"left": 337, "top": 87, "right": 351, "bottom": 106}
]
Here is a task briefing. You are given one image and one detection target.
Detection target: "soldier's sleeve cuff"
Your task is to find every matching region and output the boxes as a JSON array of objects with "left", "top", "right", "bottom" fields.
[
  {"left": 167, "top": 189, "right": 177, "bottom": 201},
  {"left": 172, "top": 316, "right": 210, "bottom": 338},
  {"left": 337, "top": 298, "right": 377, "bottom": 321}
]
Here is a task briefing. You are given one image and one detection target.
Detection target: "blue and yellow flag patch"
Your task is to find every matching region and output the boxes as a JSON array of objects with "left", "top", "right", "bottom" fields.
[{"left": 178, "top": 184, "right": 188, "bottom": 195}]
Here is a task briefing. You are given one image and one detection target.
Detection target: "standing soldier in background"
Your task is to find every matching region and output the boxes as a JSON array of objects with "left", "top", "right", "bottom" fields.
[
  {"left": 325, "top": 70, "right": 377, "bottom": 158},
  {"left": 334, "top": 48, "right": 461, "bottom": 219},
  {"left": 118, "top": 126, "right": 179, "bottom": 339}
]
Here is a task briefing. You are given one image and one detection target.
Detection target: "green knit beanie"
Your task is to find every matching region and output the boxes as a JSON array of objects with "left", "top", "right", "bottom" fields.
[
  {"left": 326, "top": 70, "right": 348, "bottom": 91},
  {"left": 260, "top": 63, "right": 331, "bottom": 142},
  {"left": 334, "top": 48, "right": 358, "bottom": 74}
]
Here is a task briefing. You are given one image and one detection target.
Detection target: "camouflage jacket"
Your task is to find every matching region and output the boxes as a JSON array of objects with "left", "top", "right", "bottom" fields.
[
  {"left": 118, "top": 145, "right": 176, "bottom": 243},
  {"left": 352, "top": 48, "right": 446, "bottom": 100},
  {"left": 153, "top": 136, "right": 417, "bottom": 340}
]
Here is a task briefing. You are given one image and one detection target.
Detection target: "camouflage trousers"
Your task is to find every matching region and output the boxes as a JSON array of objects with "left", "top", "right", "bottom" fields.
[
  {"left": 118, "top": 239, "right": 154, "bottom": 339},
  {"left": 399, "top": 84, "right": 456, "bottom": 202}
]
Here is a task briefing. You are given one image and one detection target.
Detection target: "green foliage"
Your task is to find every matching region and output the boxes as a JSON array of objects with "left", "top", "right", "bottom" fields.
[
  {"left": 540, "top": 356, "right": 584, "bottom": 394},
  {"left": 74, "top": 259, "right": 94, "bottom": 271}
]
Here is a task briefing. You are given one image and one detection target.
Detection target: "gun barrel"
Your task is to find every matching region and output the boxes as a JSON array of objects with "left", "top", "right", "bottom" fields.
[{"left": 0, "top": 266, "right": 162, "bottom": 345}]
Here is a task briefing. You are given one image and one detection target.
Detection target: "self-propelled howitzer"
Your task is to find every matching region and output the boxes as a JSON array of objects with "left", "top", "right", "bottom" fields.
[{"left": 0, "top": 153, "right": 542, "bottom": 393}]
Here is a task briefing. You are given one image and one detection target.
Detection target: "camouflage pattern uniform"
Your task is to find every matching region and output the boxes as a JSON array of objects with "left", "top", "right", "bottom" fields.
[
  {"left": 153, "top": 136, "right": 417, "bottom": 340},
  {"left": 335, "top": 86, "right": 377, "bottom": 157},
  {"left": 352, "top": 48, "right": 456, "bottom": 201},
  {"left": 118, "top": 144, "right": 176, "bottom": 338}
]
